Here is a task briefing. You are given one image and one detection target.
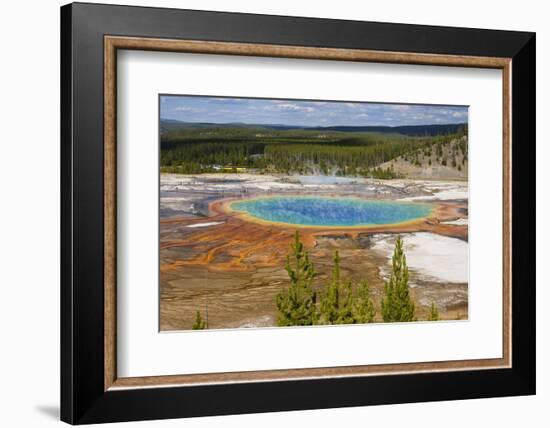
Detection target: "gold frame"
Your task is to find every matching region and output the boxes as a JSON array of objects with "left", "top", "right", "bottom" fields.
[{"left": 104, "top": 36, "right": 512, "bottom": 391}]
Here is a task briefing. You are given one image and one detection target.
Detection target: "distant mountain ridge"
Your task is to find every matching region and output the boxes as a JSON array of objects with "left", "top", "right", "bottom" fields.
[{"left": 160, "top": 119, "right": 467, "bottom": 137}]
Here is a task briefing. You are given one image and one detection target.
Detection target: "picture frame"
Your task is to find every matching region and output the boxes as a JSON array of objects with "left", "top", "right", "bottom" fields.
[{"left": 60, "top": 2, "right": 535, "bottom": 424}]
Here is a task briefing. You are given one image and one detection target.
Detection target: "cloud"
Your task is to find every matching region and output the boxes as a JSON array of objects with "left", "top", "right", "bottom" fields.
[
  {"left": 173, "top": 106, "right": 204, "bottom": 112},
  {"left": 390, "top": 105, "right": 412, "bottom": 111},
  {"left": 264, "top": 103, "right": 315, "bottom": 112},
  {"left": 160, "top": 95, "right": 468, "bottom": 127}
]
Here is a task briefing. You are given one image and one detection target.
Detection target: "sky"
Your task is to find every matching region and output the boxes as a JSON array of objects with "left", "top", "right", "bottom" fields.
[{"left": 160, "top": 95, "right": 468, "bottom": 127}]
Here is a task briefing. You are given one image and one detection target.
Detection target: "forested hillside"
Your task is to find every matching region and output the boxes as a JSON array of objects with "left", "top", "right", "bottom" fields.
[
  {"left": 379, "top": 135, "right": 468, "bottom": 179},
  {"left": 160, "top": 122, "right": 468, "bottom": 179}
]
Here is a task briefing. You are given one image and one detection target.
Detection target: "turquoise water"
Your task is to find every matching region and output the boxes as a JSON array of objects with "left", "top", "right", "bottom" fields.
[{"left": 230, "top": 196, "right": 432, "bottom": 227}]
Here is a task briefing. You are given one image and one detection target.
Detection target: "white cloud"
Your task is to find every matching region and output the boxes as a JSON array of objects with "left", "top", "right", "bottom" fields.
[
  {"left": 390, "top": 105, "right": 412, "bottom": 111},
  {"left": 173, "top": 106, "right": 204, "bottom": 112},
  {"left": 264, "top": 103, "right": 314, "bottom": 112}
]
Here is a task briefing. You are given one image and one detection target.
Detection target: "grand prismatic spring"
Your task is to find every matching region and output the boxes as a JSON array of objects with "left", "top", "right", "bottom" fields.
[{"left": 229, "top": 196, "right": 433, "bottom": 228}]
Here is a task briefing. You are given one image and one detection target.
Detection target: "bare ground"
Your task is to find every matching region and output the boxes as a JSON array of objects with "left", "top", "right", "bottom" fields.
[{"left": 160, "top": 174, "right": 469, "bottom": 331}]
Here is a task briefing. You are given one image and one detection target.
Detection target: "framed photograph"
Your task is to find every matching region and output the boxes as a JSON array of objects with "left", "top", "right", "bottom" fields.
[{"left": 60, "top": 2, "right": 535, "bottom": 424}]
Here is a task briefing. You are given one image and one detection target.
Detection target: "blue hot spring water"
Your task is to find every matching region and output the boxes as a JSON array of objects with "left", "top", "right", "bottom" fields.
[{"left": 230, "top": 196, "right": 432, "bottom": 227}]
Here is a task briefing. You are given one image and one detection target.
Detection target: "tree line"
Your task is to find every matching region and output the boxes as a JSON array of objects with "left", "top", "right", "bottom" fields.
[{"left": 161, "top": 126, "right": 465, "bottom": 178}]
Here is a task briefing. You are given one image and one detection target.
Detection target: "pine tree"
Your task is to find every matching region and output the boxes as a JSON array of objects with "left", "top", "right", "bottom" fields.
[
  {"left": 276, "top": 231, "right": 318, "bottom": 326},
  {"left": 192, "top": 310, "right": 206, "bottom": 329},
  {"left": 354, "top": 280, "right": 376, "bottom": 323},
  {"left": 319, "top": 251, "right": 357, "bottom": 324},
  {"left": 381, "top": 236, "right": 416, "bottom": 322},
  {"left": 336, "top": 280, "right": 356, "bottom": 324},
  {"left": 428, "top": 302, "right": 440, "bottom": 321},
  {"left": 319, "top": 250, "right": 342, "bottom": 324}
]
